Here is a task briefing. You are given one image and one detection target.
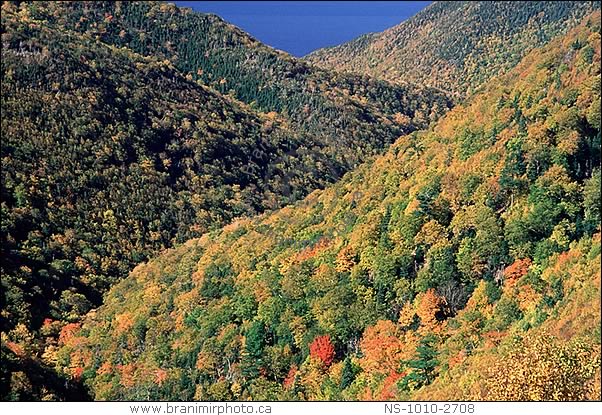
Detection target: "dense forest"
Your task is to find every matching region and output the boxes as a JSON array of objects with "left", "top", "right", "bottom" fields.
[
  {"left": 0, "top": 1, "right": 453, "bottom": 399},
  {"left": 15, "top": 1, "right": 452, "bottom": 160},
  {"left": 307, "top": 1, "right": 600, "bottom": 97},
  {"left": 49, "top": 10, "right": 601, "bottom": 401}
]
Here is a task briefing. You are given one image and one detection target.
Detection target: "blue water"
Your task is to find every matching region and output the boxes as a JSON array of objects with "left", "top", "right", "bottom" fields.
[{"left": 174, "top": 1, "right": 431, "bottom": 56}]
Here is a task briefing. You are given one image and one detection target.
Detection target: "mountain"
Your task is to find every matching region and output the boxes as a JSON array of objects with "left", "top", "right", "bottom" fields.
[
  {"left": 53, "top": 11, "right": 601, "bottom": 401},
  {"left": 0, "top": 2, "right": 450, "bottom": 334},
  {"left": 307, "top": 1, "right": 600, "bottom": 97},
  {"left": 0, "top": 1, "right": 451, "bottom": 399},
  {"left": 16, "top": 1, "right": 453, "bottom": 166}
]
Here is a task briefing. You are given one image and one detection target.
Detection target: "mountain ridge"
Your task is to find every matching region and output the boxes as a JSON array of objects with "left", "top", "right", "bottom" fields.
[{"left": 306, "top": 1, "right": 600, "bottom": 97}]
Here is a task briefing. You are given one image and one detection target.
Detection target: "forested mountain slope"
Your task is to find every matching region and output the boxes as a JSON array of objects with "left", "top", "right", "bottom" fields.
[
  {"left": 54, "top": 11, "right": 601, "bottom": 401},
  {"left": 307, "top": 1, "right": 600, "bottom": 97},
  {"left": 13, "top": 1, "right": 452, "bottom": 167},
  {"left": 0, "top": 1, "right": 450, "bottom": 399}
]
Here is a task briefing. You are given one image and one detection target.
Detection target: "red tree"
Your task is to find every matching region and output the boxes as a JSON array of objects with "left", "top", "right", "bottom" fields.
[
  {"left": 283, "top": 365, "right": 298, "bottom": 389},
  {"left": 503, "top": 258, "right": 532, "bottom": 286},
  {"left": 309, "top": 335, "right": 335, "bottom": 367}
]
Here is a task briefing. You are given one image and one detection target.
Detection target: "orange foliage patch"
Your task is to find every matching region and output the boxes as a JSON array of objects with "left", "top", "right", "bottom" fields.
[
  {"left": 448, "top": 350, "right": 467, "bottom": 368},
  {"left": 117, "top": 363, "right": 136, "bottom": 388},
  {"left": 296, "top": 238, "right": 332, "bottom": 263},
  {"left": 482, "top": 330, "right": 506, "bottom": 349},
  {"left": 360, "top": 385, "right": 375, "bottom": 401},
  {"left": 5, "top": 341, "right": 24, "bottom": 357},
  {"left": 550, "top": 249, "right": 581, "bottom": 274},
  {"left": 379, "top": 370, "right": 405, "bottom": 400},
  {"left": 283, "top": 365, "right": 298, "bottom": 389},
  {"left": 154, "top": 369, "right": 168, "bottom": 386},
  {"left": 517, "top": 284, "right": 542, "bottom": 312},
  {"left": 309, "top": 335, "right": 336, "bottom": 367},
  {"left": 416, "top": 289, "right": 447, "bottom": 328},
  {"left": 58, "top": 323, "right": 81, "bottom": 346},
  {"left": 72, "top": 366, "right": 84, "bottom": 380},
  {"left": 335, "top": 245, "right": 356, "bottom": 273},
  {"left": 114, "top": 313, "right": 134, "bottom": 334},
  {"left": 503, "top": 258, "right": 532, "bottom": 287},
  {"left": 96, "top": 361, "right": 112, "bottom": 376},
  {"left": 279, "top": 238, "right": 332, "bottom": 276},
  {"left": 195, "top": 350, "right": 216, "bottom": 372},
  {"left": 360, "top": 320, "right": 404, "bottom": 376}
]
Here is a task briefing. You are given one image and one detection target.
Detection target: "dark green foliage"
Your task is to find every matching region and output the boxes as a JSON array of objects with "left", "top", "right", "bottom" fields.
[
  {"left": 20, "top": 1, "right": 452, "bottom": 165},
  {"left": 415, "top": 245, "right": 458, "bottom": 292},
  {"left": 583, "top": 169, "right": 601, "bottom": 234},
  {"left": 241, "top": 321, "right": 267, "bottom": 380},
  {"left": 340, "top": 357, "right": 357, "bottom": 390},
  {"left": 499, "top": 137, "right": 527, "bottom": 201},
  {"left": 457, "top": 127, "right": 490, "bottom": 160},
  {"left": 490, "top": 297, "right": 523, "bottom": 331},
  {"left": 399, "top": 334, "right": 439, "bottom": 391},
  {"left": 484, "top": 281, "right": 502, "bottom": 304},
  {"left": 542, "top": 277, "right": 564, "bottom": 308},
  {"left": 200, "top": 262, "right": 235, "bottom": 299}
]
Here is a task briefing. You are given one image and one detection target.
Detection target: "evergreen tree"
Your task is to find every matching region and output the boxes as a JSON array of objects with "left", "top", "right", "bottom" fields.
[
  {"left": 399, "top": 334, "right": 439, "bottom": 391},
  {"left": 241, "top": 321, "right": 266, "bottom": 380},
  {"left": 340, "top": 357, "right": 356, "bottom": 390}
]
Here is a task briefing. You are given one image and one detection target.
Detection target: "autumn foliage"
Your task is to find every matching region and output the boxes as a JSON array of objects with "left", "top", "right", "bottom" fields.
[
  {"left": 283, "top": 365, "right": 298, "bottom": 389},
  {"left": 58, "top": 323, "right": 81, "bottom": 346},
  {"left": 416, "top": 289, "right": 447, "bottom": 328},
  {"left": 309, "top": 335, "right": 335, "bottom": 368},
  {"left": 359, "top": 320, "right": 405, "bottom": 376},
  {"left": 19, "top": 5, "right": 601, "bottom": 403},
  {"left": 503, "top": 258, "right": 532, "bottom": 286},
  {"left": 482, "top": 334, "right": 601, "bottom": 400}
]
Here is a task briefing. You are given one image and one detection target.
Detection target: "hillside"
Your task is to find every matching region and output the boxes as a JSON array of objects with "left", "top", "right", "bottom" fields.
[
  {"left": 0, "top": 1, "right": 450, "bottom": 399},
  {"left": 14, "top": 1, "right": 453, "bottom": 167},
  {"left": 53, "top": 11, "right": 601, "bottom": 401},
  {"left": 307, "top": 1, "right": 600, "bottom": 97}
]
